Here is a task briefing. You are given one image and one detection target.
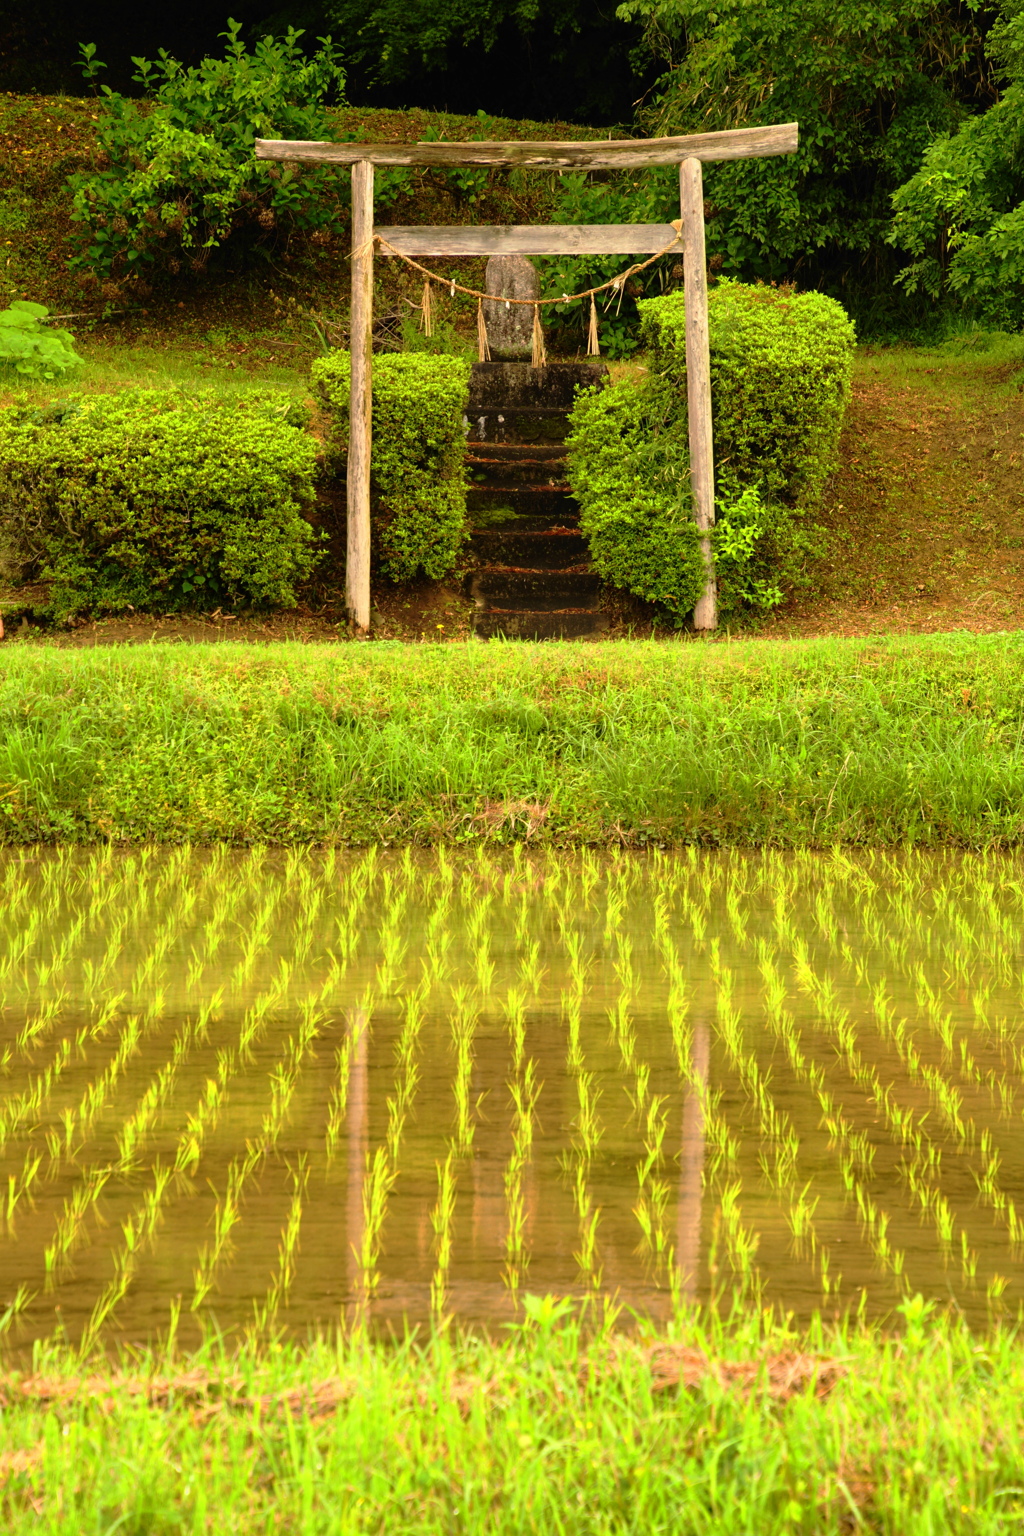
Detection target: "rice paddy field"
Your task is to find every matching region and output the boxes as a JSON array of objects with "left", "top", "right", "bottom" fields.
[{"left": 3, "top": 841, "right": 1024, "bottom": 1356}]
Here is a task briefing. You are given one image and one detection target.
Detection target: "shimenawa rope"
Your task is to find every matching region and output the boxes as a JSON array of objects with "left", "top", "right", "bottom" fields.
[{"left": 362, "top": 221, "right": 684, "bottom": 361}]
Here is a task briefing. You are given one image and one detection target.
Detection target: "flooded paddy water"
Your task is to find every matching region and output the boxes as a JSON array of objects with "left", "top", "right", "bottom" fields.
[{"left": 2, "top": 843, "right": 1024, "bottom": 1349}]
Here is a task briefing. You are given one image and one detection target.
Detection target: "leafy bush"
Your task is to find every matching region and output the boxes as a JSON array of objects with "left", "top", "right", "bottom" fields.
[
  {"left": 567, "top": 282, "right": 855, "bottom": 618},
  {"left": 0, "top": 302, "right": 83, "bottom": 380},
  {"left": 0, "top": 391, "right": 320, "bottom": 620},
  {"left": 69, "top": 22, "right": 347, "bottom": 292},
  {"left": 311, "top": 351, "right": 471, "bottom": 582}
]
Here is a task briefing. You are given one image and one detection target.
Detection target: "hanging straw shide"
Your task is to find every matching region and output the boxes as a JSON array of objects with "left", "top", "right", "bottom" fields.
[
  {"left": 531, "top": 303, "right": 547, "bottom": 369},
  {"left": 419, "top": 280, "right": 433, "bottom": 338},
  {"left": 586, "top": 294, "right": 600, "bottom": 357},
  {"left": 477, "top": 298, "right": 492, "bottom": 362}
]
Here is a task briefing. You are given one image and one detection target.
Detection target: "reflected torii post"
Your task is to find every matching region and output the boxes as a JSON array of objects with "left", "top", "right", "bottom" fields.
[
  {"left": 255, "top": 124, "right": 799, "bottom": 636},
  {"left": 677, "top": 1018, "right": 709, "bottom": 1298},
  {"left": 344, "top": 1005, "right": 370, "bottom": 1322}
]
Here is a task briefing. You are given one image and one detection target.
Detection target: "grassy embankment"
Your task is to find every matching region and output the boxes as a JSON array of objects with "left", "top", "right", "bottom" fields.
[
  {"left": 3, "top": 632, "right": 1024, "bottom": 845},
  {"left": 1, "top": 1307, "right": 1022, "bottom": 1531}
]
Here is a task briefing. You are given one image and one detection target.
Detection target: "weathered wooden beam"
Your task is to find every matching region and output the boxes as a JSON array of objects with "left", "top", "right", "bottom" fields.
[
  {"left": 346, "top": 160, "right": 374, "bottom": 633},
  {"left": 256, "top": 122, "right": 798, "bottom": 170},
  {"left": 375, "top": 223, "right": 682, "bottom": 256},
  {"left": 680, "top": 157, "right": 717, "bottom": 633}
]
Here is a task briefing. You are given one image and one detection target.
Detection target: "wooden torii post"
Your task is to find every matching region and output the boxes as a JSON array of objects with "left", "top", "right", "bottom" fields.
[{"left": 256, "top": 124, "right": 798, "bottom": 633}]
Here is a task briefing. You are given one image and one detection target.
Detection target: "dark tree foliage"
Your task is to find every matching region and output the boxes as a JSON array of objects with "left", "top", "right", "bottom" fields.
[
  {"left": 617, "top": 0, "right": 1001, "bottom": 329},
  {"left": 313, "top": 0, "right": 650, "bottom": 122},
  {"left": 0, "top": 0, "right": 648, "bottom": 122},
  {"left": 0, "top": 1, "right": 275, "bottom": 94}
]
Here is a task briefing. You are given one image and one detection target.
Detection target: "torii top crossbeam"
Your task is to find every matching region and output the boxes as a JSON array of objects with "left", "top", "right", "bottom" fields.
[{"left": 256, "top": 123, "right": 799, "bottom": 633}]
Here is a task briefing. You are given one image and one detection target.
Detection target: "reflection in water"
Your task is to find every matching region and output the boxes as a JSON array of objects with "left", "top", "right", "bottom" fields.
[
  {"left": 678, "top": 1020, "right": 708, "bottom": 1297},
  {"left": 2, "top": 844, "right": 1024, "bottom": 1347},
  {"left": 345, "top": 1006, "right": 369, "bottom": 1319}
]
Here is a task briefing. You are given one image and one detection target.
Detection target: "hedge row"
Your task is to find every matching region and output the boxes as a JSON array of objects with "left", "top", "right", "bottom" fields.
[{"left": 566, "top": 281, "right": 856, "bottom": 620}]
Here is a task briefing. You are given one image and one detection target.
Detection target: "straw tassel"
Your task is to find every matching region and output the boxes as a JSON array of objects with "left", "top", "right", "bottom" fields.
[
  {"left": 586, "top": 293, "right": 600, "bottom": 356},
  {"left": 420, "top": 280, "right": 433, "bottom": 337},
  {"left": 477, "top": 297, "right": 491, "bottom": 362},
  {"left": 531, "top": 303, "right": 546, "bottom": 369}
]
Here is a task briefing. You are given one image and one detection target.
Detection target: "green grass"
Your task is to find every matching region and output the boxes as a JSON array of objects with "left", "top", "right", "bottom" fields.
[
  {"left": 2, "top": 1302, "right": 1023, "bottom": 1532},
  {"left": 3, "top": 633, "right": 1024, "bottom": 845}
]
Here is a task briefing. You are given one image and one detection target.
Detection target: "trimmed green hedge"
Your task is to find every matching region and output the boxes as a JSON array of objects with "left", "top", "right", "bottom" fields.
[
  {"left": 641, "top": 281, "right": 856, "bottom": 511},
  {"left": 0, "top": 391, "right": 320, "bottom": 621},
  {"left": 566, "top": 282, "right": 855, "bottom": 620},
  {"left": 564, "top": 378, "right": 705, "bottom": 617},
  {"left": 311, "top": 351, "right": 471, "bottom": 583}
]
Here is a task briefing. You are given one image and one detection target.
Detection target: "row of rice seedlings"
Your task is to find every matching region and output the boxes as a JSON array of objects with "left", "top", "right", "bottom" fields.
[
  {"left": 231, "top": 887, "right": 289, "bottom": 993},
  {"left": 502, "top": 986, "right": 539, "bottom": 1299},
  {"left": 12, "top": 993, "right": 70, "bottom": 1062},
  {"left": 352, "top": 983, "right": 427, "bottom": 1309},
  {"left": 774, "top": 943, "right": 910, "bottom": 1282},
  {"left": 712, "top": 949, "right": 800, "bottom": 1196},
  {"left": 466, "top": 887, "right": 495, "bottom": 997},
  {"left": 503, "top": 1061, "right": 540, "bottom": 1297},
  {"left": 375, "top": 878, "right": 410, "bottom": 997},
  {"left": 385, "top": 986, "right": 425, "bottom": 1168},
  {"left": 776, "top": 934, "right": 992, "bottom": 1289},
  {"left": 259, "top": 1000, "right": 326, "bottom": 1157},
  {"left": 191, "top": 1145, "right": 264, "bottom": 1313},
  {"left": 559, "top": 986, "right": 600, "bottom": 1293},
  {"left": 325, "top": 997, "right": 373, "bottom": 1165},
  {"left": 423, "top": 889, "right": 455, "bottom": 989}
]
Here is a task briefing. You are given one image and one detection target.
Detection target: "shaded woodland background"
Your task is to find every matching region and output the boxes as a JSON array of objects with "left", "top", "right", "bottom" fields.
[{"left": 2, "top": 1, "right": 1024, "bottom": 336}]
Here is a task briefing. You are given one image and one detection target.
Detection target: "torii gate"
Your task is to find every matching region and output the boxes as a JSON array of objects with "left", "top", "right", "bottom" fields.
[{"left": 256, "top": 123, "right": 798, "bottom": 633}]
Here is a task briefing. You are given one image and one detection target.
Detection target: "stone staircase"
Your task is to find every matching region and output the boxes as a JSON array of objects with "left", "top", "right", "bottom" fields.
[{"left": 463, "top": 361, "right": 609, "bottom": 640}]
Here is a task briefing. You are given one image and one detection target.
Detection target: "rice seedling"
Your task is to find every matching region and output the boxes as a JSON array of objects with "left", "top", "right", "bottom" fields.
[
  {"left": 355, "top": 1146, "right": 397, "bottom": 1307},
  {"left": 0, "top": 1281, "right": 34, "bottom": 1340},
  {"left": 503, "top": 1055, "right": 540, "bottom": 1299},
  {"left": 449, "top": 986, "right": 479, "bottom": 1157},
  {"left": 255, "top": 1154, "right": 310, "bottom": 1330},
  {"left": 325, "top": 1004, "right": 371, "bottom": 1165},
  {"left": 429, "top": 1151, "right": 457, "bottom": 1322}
]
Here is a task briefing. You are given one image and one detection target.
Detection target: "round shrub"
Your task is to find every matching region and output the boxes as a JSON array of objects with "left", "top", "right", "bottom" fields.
[
  {"left": 567, "top": 281, "right": 855, "bottom": 620},
  {"left": 311, "top": 350, "right": 470, "bottom": 582},
  {"left": 0, "top": 390, "right": 320, "bottom": 620},
  {"left": 565, "top": 377, "right": 705, "bottom": 616},
  {"left": 639, "top": 280, "right": 856, "bottom": 511}
]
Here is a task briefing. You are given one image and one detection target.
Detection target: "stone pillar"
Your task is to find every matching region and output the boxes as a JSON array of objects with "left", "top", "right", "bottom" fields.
[{"left": 483, "top": 254, "right": 539, "bottom": 360}]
